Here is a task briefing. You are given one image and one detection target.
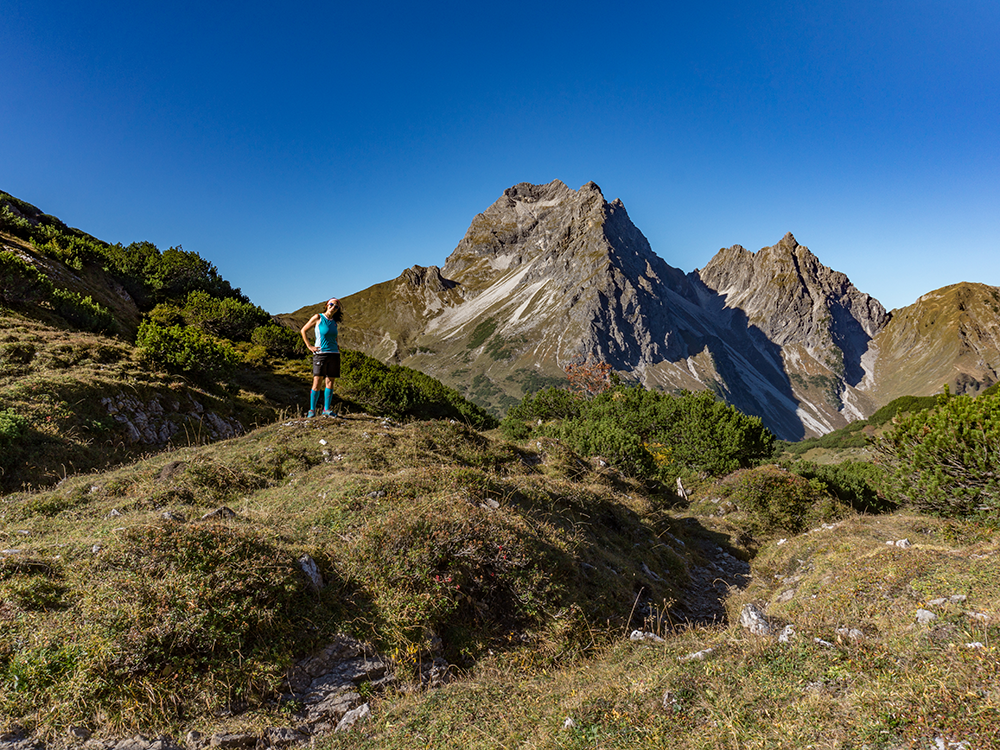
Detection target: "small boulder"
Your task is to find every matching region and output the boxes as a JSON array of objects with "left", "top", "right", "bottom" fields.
[
  {"left": 200, "top": 507, "right": 237, "bottom": 521},
  {"left": 739, "top": 604, "right": 774, "bottom": 636},
  {"left": 335, "top": 703, "right": 371, "bottom": 732}
]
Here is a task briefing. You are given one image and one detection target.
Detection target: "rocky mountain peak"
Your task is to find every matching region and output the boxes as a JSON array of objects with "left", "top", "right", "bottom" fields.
[
  {"left": 502, "top": 179, "right": 576, "bottom": 203},
  {"left": 696, "top": 235, "right": 889, "bottom": 400},
  {"left": 441, "top": 180, "right": 641, "bottom": 291},
  {"left": 776, "top": 231, "right": 799, "bottom": 250}
]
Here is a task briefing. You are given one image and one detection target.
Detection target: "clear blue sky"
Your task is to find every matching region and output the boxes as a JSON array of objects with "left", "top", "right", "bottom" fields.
[{"left": 2, "top": 1, "right": 997, "bottom": 314}]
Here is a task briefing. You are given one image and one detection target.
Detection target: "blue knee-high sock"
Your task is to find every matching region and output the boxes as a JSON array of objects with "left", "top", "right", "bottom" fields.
[
  {"left": 310, "top": 389, "right": 321, "bottom": 412},
  {"left": 324, "top": 388, "right": 333, "bottom": 411}
]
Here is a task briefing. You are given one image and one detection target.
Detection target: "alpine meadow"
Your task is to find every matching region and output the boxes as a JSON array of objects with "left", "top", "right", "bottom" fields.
[{"left": 2, "top": 185, "right": 999, "bottom": 750}]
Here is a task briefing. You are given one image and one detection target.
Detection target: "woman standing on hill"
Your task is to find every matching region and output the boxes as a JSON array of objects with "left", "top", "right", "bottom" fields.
[{"left": 300, "top": 297, "right": 343, "bottom": 417}]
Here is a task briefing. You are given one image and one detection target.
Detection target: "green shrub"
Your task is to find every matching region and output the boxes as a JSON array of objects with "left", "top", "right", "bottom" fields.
[
  {"left": 557, "top": 416, "right": 656, "bottom": 478},
  {"left": 147, "top": 246, "right": 243, "bottom": 303},
  {"left": 0, "top": 407, "right": 29, "bottom": 474},
  {"left": 51, "top": 288, "right": 117, "bottom": 334},
  {"left": 502, "top": 385, "right": 775, "bottom": 482},
  {"left": 665, "top": 390, "right": 775, "bottom": 475},
  {"left": 250, "top": 323, "right": 304, "bottom": 359},
  {"left": 99, "top": 240, "right": 163, "bottom": 308},
  {"left": 866, "top": 394, "right": 940, "bottom": 427},
  {"left": 339, "top": 350, "right": 497, "bottom": 428},
  {"left": 146, "top": 302, "right": 185, "bottom": 327},
  {"left": 0, "top": 407, "right": 28, "bottom": 450},
  {"left": 875, "top": 390, "right": 1000, "bottom": 517},
  {"left": 0, "top": 251, "right": 52, "bottom": 307},
  {"left": 180, "top": 290, "right": 271, "bottom": 341},
  {"left": 467, "top": 317, "right": 497, "bottom": 349},
  {"left": 781, "top": 423, "right": 868, "bottom": 454},
  {"left": 136, "top": 319, "right": 241, "bottom": 381},
  {"left": 501, "top": 387, "right": 582, "bottom": 435},
  {"left": 786, "top": 460, "right": 895, "bottom": 514},
  {"left": 717, "top": 465, "right": 840, "bottom": 536},
  {"left": 2, "top": 193, "right": 255, "bottom": 318},
  {"left": 0, "top": 201, "right": 37, "bottom": 239}
]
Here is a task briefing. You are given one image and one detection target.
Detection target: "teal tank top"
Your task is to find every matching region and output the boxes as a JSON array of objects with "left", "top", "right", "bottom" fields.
[{"left": 315, "top": 315, "right": 339, "bottom": 353}]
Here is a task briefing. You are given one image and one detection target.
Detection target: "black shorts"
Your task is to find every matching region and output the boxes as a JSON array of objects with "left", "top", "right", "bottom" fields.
[{"left": 312, "top": 352, "right": 341, "bottom": 378}]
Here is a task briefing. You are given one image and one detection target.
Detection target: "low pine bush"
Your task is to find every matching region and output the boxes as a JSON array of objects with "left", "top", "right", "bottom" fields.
[
  {"left": 179, "top": 290, "right": 271, "bottom": 341},
  {"left": 876, "top": 390, "right": 1000, "bottom": 517},
  {"left": 51, "top": 288, "right": 117, "bottom": 334},
  {"left": 501, "top": 384, "right": 775, "bottom": 483},
  {"left": 0, "top": 250, "right": 52, "bottom": 308},
  {"left": 786, "top": 459, "right": 895, "bottom": 514},
  {"left": 250, "top": 323, "right": 304, "bottom": 359},
  {"left": 0, "top": 408, "right": 28, "bottom": 471},
  {"left": 339, "top": 350, "right": 497, "bottom": 428},
  {"left": 136, "top": 319, "right": 241, "bottom": 381}
]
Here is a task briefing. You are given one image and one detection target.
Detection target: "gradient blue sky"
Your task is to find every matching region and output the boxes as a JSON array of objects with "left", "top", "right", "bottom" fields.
[{"left": 3, "top": 1, "right": 997, "bottom": 315}]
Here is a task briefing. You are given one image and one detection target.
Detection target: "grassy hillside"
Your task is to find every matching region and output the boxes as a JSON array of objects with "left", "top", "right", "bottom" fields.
[
  {"left": 2, "top": 410, "right": 722, "bottom": 738},
  {"left": 320, "top": 513, "right": 999, "bottom": 749},
  {"left": 3, "top": 410, "right": 998, "bottom": 748},
  {"left": 867, "top": 282, "right": 1000, "bottom": 404},
  {"left": 775, "top": 394, "right": 942, "bottom": 464}
]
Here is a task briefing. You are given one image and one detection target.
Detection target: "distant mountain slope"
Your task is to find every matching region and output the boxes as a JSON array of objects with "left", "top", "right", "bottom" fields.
[
  {"left": 284, "top": 180, "right": 999, "bottom": 440},
  {"left": 861, "top": 282, "right": 1000, "bottom": 403}
]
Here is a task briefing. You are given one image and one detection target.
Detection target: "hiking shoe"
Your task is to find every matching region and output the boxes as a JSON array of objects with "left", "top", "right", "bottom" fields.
[
  {"left": 307, "top": 410, "right": 316, "bottom": 418},
  {"left": 322, "top": 410, "right": 337, "bottom": 417}
]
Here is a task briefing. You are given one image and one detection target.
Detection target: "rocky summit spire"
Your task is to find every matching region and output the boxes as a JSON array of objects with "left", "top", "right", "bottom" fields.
[
  {"left": 430, "top": 180, "right": 694, "bottom": 370},
  {"left": 697, "top": 235, "right": 889, "bottom": 375}
]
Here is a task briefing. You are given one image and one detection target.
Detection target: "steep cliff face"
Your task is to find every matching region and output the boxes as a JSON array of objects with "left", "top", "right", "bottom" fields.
[
  {"left": 697, "top": 234, "right": 888, "bottom": 367},
  {"left": 281, "top": 180, "right": 998, "bottom": 441}
]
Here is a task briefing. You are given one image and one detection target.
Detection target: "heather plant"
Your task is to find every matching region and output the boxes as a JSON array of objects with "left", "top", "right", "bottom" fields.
[
  {"left": 875, "top": 389, "right": 1000, "bottom": 517},
  {"left": 715, "top": 464, "right": 843, "bottom": 536}
]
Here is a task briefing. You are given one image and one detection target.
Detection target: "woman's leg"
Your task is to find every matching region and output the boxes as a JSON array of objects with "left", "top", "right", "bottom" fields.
[
  {"left": 310, "top": 374, "right": 323, "bottom": 415},
  {"left": 324, "top": 377, "right": 336, "bottom": 414}
]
